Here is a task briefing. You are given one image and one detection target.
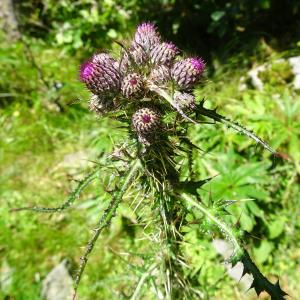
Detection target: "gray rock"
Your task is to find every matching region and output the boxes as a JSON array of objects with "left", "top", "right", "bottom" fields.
[
  {"left": 289, "top": 56, "right": 300, "bottom": 74},
  {"left": 212, "top": 239, "right": 253, "bottom": 291},
  {"left": 41, "top": 260, "right": 73, "bottom": 300},
  {"left": 0, "top": 260, "right": 13, "bottom": 293},
  {"left": 248, "top": 65, "right": 265, "bottom": 91},
  {"left": 288, "top": 56, "right": 300, "bottom": 89},
  {"left": 50, "top": 150, "right": 96, "bottom": 179}
]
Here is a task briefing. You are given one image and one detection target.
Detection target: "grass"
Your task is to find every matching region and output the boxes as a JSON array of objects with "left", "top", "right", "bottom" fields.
[{"left": 0, "top": 37, "right": 299, "bottom": 299}]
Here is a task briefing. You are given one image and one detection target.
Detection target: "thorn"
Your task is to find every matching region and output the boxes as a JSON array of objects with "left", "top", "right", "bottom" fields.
[
  {"left": 241, "top": 265, "right": 248, "bottom": 277},
  {"left": 275, "top": 280, "right": 289, "bottom": 296},
  {"left": 254, "top": 284, "right": 264, "bottom": 296},
  {"left": 248, "top": 281, "right": 264, "bottom": 296}
]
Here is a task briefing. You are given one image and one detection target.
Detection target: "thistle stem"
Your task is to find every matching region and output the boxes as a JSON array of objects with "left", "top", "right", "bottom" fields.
[
  {"left": 181, "top": 193, "right": 242, "bottom": 255},
  {"left": 73, "top": 159, "right": 142, "bottom": 299},
  {"left": 147, "top": 82, "right": 198, "bottom": 124},
  {"left": 130, "top": 263, "right": 157, "bottom": 300}
]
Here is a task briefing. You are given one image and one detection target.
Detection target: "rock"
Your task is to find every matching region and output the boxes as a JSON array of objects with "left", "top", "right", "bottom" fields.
[
  {"left": 212, "top": 239, "right": 253, "bottom": 291},
  {"left": 288, "top": 56, "right": 300, "bottom": 89},
  {"left": 0, "top": 260, "right": 13, "bottom": 293},
  {"left": 41, "top": 260, "right": 73, "bottom": 300},
  {"left": 289, "top": 56, "right": 300, "bottom": 74},
  {"left": 293, "top": 75, "right": 300, "bottom": 90},
  {"left": 50, "top": 150, "right": 96, "bottom": 179},
  {"left": 238, "top": 76, "right": 247, "bottom": 92},
  {"left": 248, "top": 65, "right": 265, "bottom": 91}
]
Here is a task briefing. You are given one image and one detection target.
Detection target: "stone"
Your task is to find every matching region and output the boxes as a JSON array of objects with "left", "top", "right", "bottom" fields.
[
  {"left": 41, "top": 260, "right": 73, "bottom": 300},
  {"left": 212, "top": 239, "right": 254, "bottom": 291},
  {"left": 248, "top": 65, "right": 265, "bottom": 91},
  {"left": 288, "top": 56, "right": 300, "bottom": 89}
]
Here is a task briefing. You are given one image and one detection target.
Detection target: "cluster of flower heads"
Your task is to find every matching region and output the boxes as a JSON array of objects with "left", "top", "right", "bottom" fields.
[{"left": 80, "top": 22, "right": 205, "bottom": 146}]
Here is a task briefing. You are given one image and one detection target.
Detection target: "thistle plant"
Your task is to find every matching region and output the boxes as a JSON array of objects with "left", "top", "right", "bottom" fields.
[{"left": 15, "top": 22, "right": 288, "bottom": 299}]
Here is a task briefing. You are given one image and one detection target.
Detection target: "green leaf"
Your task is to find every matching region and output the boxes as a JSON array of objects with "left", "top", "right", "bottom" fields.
[
  {"left": 253, "top": 240, "right": 274, "bottom": 264},
  {"left": 107, "top": 29, "right": 118, "bottom": 39},
  {"left": 268, "top": 218, "right": 285, "bottom": 239},
  {"left": 240, "top": 213, "right": 254, "bottom": 232},
  {"left": 246, "top": 201, "right": 264, "bottom": 219},
  {"left": 211, "top": 11, "right": 225, "bottom": 22}
]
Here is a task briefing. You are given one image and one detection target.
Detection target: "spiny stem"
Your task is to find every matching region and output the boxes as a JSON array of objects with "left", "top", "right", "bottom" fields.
[
  {"left": 197, "top": 100, "right": 277, "bottom": 155},
  {"left": 130, "top": 263, "right": 157, "bottom": 300},
  {"left": 181, "top": 193, "right": 241, "bottom": 253},
  {"left": 73, "top": 159, "right": 142, "bottom": 299},
  {"left": 11, "top": 167, "right": 101, "bottom": 213}
]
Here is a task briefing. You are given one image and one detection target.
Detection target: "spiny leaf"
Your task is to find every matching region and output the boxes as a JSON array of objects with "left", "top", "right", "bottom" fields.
[
  {"left": 175, "top": 176, "right": 216, "bottom": 195},
  {"left": 182, "top": 194, "right": 287, "bottom": 300},
  {"left": 239, "top": 250, "right": 288, "bottom": 300},
  {"left": 196, "top": 99, "right": 277, "bottom": 155}
]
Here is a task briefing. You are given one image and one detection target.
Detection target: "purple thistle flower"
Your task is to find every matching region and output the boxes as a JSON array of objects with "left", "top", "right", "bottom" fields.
[
  {"left": 171, "top": 57, "right": 205, "bottom": 89},
  {"left": 132, "top": 107, "right": 161, "bottom": 145},
  {"left": 134, "top": 22, "right": 161, "bottom": 52},
  {"left": 121, "top": 73, "right": 144, "bottom": 98},
  {"left": 80, "top": 53, "right": 121, "bottom": 95},
  {"left": 150, "top": 42, "right": 179, "bottom": 65}
]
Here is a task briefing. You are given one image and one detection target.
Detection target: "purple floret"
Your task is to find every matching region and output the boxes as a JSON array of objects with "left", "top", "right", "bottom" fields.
[
  {"left": 80, "top": 60, "right": 94, "bottom": 82},
  {"left": 134, "top": 22, "right": 161, "bottom": 52},
  {"left": 165, "top": 42, "right": 178, "bottom": 51},
  {"left": 190, "top": 58, "right": 205, "bottom": 72},
  {"left": 137, "top": 22, "right": 157, "bottom": 32},
  {"left": 142, "top": 114, "right": 152, "bottom": 123}
]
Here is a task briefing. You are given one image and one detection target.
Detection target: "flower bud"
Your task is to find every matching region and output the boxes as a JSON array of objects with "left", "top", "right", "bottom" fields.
[
  {"left": 134, "top": 22, "right": 161, "bottom": 52},
  {"left": 149, "top": 65, "right": 171, "bottom": 84},
  {"left": 80, "top": 53, "right": 121, "bottom": 95},
  {"left": 130, "top": 44, "right": 148, "bottom": 64},
  {"left": 119, "top": 44, "right": 148, "bottom": 73},
  {"left": 121, "top": 73, "right": 144, "bottom": 98},
  {"left": 171, "top": 57, "right": 205, "bottom": 89},
  {"left": 132, "top": 107, "right": 161, "bottom": 145},
  {"left": 89, "top": 94, "right": 114, "bottom": 115},
  {"left": 150, "top": 42, "right": 179, "bottom": 65},
  {"left": 174, "top": 91, "right": 196, "bottom": 110},
  {"left": 92, "top": 53, "right": 116, "bottom": 66}
]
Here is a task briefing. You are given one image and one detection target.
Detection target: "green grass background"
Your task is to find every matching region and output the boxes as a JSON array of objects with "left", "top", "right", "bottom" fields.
[{"left": 1, "top": 22, "right": 300, "bottom": 300}]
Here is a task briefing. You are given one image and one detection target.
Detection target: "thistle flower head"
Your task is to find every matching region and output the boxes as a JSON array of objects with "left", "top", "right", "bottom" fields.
[
  {"left": 132, "top": 107, "right": 161, "bottom": 145},
  {"left": 174, "top": 91, "right": 196, "bottom": 110},
  {"left": 134, "top": 22, "right": 161, "bottom": 52},
  {"left": 80, "top": 53, "right": 121, "bottom": 95},
  {"left": 121, "top": 73, "right": 144, "bottom": 98},
  {"left": 150, "top": 42, "right": 179, "bottom": 65},
  {"left": 92, "top": 53, "right": 117, "bottom": 66},
  {"left": 89, "top": 94, "right": 114, "bottom": 115},
  {"left": 149, "top": 65, "right": 170, "bottom": 84},
  {"left": 120, "top": 44, "right": 148, "bottom": 73},
  {"left": 171, "top": 57, "right": 205, "bottom": 89}
]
